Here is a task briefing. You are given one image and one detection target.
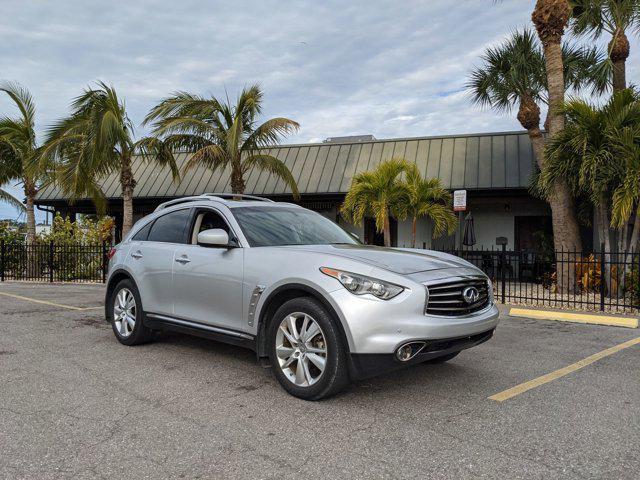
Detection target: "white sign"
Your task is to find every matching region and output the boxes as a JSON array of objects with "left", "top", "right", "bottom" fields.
[{"left": 453, "top": 190, "right": 467, "bottom": 212}]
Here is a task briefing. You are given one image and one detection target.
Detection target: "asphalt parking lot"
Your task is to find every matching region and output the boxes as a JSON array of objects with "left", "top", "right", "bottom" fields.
[{"left": 1, "top": 283, "right": 639, "bottom": 479}]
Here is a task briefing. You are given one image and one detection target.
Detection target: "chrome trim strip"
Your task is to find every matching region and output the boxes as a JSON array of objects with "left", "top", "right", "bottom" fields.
[
  {"left": 145, "top": 313, "right": 254, "bottom": 340},
  {"left": 247, "top": 285, "right": 265, "bottom": 327}
]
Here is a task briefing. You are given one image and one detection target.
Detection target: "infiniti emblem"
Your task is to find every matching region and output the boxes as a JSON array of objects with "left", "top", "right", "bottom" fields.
[{"left": 462, "top": 286, "right": 480, "bottom": 304}]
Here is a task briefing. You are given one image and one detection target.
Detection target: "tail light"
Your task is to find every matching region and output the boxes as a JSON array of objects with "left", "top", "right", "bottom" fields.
[{"left": 107, "top": 248, "right": 117, "bottom": 260}]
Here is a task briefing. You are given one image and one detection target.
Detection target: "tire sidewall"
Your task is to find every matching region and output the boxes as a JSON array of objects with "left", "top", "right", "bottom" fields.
[
  {"left": 267, "top": 297, "right": 347, "bottom": 400},
  {"left": 108, "top": 279, "right": 148, "bottom": 346}
]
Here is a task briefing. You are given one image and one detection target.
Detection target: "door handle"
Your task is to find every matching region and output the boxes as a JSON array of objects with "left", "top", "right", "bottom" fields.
[
  {"left": 175, "top": 257, "right": 191, "bottom": 264},
  {"left": 131, "top": 251, "right": 143, "bottom": 259}
]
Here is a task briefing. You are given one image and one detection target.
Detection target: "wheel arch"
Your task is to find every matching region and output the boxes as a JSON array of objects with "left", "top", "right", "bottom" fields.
[
  {"left": 255, "top": 283, "right": 351, "bottom": 358},
  {"left": 104, "top": 269, "right": 134, "bottom": 321}
]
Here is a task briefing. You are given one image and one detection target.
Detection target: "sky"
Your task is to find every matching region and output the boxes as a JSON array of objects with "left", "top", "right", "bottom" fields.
[{"left": 1, "top": 0, "right": 639, "bottom": 220}]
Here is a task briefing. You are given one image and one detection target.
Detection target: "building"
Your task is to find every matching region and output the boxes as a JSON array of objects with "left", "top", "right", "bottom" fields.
[{"left": 35, "top": 130, "right": 571, "bottom": 251}]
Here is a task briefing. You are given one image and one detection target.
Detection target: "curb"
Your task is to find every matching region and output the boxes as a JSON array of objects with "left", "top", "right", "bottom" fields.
[{"left": 508, "top": 307, "right": 638, "bottom": 329}]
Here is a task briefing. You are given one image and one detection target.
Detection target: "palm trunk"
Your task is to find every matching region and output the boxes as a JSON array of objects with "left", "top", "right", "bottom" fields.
[
  {"left": 120, "top": 155, "right": 136, "bottom": 237},
  {"left": 230, "top": 167, "right": 246, "bottom": 195},
  {"left": 24, "top": 180, "right": 37, "bottom": 245},
  {"left": 610, "top": 30, "right": 629, "bottom": 92},
  {"left": 24, "top": 180, "right": 38, "bottom": 278},
  {"left": 527, "top": 127, "right": 545, "bottom": 170},
  {"left": 622, "top": 203, "right": 640, "bottom": 297},
  {"left": 612, "top": 60, "right": 626, "bottom": 92},
  {"left": 532, "top": 0, "right": 582, "bottom": 292},
  {"left": 596, "top": 199, "right": 613, "bottom": 298},
  {"left": 411, "top": 217, "right": 417, "bottom": 249},
  {"left": 527, "top": 125, "right": 583, "bottom": 293},
  {"left": 383, "top": 215, "right": 391, "bottom": 247},
  {"left": 542, "top": 40, "right": 565, "bottom": 135}
]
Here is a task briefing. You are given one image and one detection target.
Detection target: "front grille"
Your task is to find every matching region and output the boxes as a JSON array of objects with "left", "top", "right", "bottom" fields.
[{"left": 425, "top": 278, "right": 490, "bottom": 316}]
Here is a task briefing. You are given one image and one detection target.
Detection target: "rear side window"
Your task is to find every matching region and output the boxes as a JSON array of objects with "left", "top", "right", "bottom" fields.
[
  {"left": 147, "top": 209, "right": 191, "bottom": 244},
  {"left": 131, "top": 222, "right": 152, "bottom": 241}
]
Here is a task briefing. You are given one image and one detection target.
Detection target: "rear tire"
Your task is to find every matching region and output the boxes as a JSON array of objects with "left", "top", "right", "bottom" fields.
[
  {"left": 423, "top": 351, "right": 460, "bottom": 364},
  {"left": 107, "top": 279, "right": 154, "bottom": 346},
  {"left": 267, "top": 297, "right": 350, "bottom": 400}
]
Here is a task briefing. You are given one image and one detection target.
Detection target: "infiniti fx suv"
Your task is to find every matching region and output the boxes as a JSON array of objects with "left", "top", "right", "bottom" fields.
[{"left": 105, "top": 194, "right": 499, "bottom": 400}]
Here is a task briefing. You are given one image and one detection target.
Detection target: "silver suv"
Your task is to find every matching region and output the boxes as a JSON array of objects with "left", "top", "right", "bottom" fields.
[{"left": 105, "top": 194, "right": 499, "bottom": 400}]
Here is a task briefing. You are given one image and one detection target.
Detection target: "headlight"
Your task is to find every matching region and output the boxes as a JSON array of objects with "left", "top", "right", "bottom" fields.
[{"left": 320, "top": 267, "right": 404, "bottom": 300}]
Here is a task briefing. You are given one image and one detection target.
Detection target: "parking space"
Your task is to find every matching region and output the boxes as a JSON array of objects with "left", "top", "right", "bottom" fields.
[{"left": 1, "top": 282, "right": 638, "bottom": 479}]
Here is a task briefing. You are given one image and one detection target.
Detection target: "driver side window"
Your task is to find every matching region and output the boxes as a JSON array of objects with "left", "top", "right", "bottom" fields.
[{"left": 190, "top": 209, "right": 231, "bottom": 245}]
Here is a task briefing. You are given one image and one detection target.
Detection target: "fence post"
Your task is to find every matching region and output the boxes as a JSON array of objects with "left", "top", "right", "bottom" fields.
[
  {"left": 49, "top": 241, "right": 54, "bottom": 283},
  {"left": 102, "top": 241, "right": 108, "bottom": 283},
  {"left": 1, "top": 240, "right": 4, "bottom": 282},
  {"left": 500, "top": 243, "right": 506, "bottom": 304},
  {"left": 599, "top": 242, "right": 605, "bottom": 312}
]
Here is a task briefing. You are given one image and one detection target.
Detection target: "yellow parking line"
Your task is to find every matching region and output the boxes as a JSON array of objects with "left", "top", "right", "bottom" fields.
[
  {"left": 489, "top": 336, "right": 640, "bottom": 402},
  {"left": 509, "top": 308, "right": 638, "bottom": 328},
  {"left": 0, "top": 291, "right": 101, "bottom": 311}
]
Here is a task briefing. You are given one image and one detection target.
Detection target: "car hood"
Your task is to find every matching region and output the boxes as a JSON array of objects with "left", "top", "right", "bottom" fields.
[{"left": 279, "top": 244, "right": 477, "bottom": 275}]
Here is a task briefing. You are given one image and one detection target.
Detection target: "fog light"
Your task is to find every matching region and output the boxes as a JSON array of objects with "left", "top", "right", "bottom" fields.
[{"left": 396, "top": 342, "right": 427, "bottom": 362}]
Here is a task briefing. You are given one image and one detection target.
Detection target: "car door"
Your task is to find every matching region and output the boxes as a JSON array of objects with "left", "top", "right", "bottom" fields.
[
  {"left": 127, "top": 208, "right": 191, "bottom": 316},
  {"left": 172, "top": 207, "right": 244, "bottom": 331}
]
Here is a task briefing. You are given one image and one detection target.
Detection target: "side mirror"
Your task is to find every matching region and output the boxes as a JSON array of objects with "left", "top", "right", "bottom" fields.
[{"left": 197, "top": 228, "right": 230, "bottom": 248}]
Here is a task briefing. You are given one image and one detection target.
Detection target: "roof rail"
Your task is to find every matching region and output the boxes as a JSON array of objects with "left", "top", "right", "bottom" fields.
[
  {"left": 201, "top": 193, "right": 275, "bottom": 203},
  {"left": 154, "top": 193, "right": 274, "bottom": 212}
]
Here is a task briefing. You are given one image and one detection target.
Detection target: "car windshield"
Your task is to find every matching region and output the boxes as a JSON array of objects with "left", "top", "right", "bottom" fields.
[{"left": 232, "top": 206, "right": 360, "bottom": 247}]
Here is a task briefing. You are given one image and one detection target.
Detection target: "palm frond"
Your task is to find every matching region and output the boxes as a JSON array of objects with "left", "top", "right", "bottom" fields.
[
  {"left": 0, "top": 81, "right": 36, "bottom": 129},
  {"left": 0, "top": 187, "right": 25, "bottom": 211},
  {"left": 134, "top": 137, "right": 180, "bottom": 181},
  {"left": 242, "top": 154, "right": 299, "bottom": 199},
  {"left": 183, "top": 144, "right": 228, "bottom": 173},
  {"left": 242, "top": 118, "right": 300, "bottom": 150},
  {"left": 146, "top": 85, "right": 298, "bottom": 195},
  {"left": 341, "top": 158, "right": 411, "bottom": 232}
]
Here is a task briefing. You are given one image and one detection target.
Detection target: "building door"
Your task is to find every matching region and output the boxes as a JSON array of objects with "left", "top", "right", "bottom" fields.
[
  {"left": 514, "top": 216, "right": 552, "bottom": 252},
  {"left": 364, "top": 217, "right": 397, "bottom": 246}
]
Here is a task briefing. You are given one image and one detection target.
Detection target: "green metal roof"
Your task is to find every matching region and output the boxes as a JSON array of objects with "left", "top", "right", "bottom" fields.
[{"left": 36, "top": 130, "right": 535, "bottom": 202}]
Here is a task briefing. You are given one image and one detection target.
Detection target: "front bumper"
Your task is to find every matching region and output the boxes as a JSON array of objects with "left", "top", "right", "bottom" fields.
[
  {"left": 328, "top": 288, "right": 500, "bottom": 354},
  {"left": 349, "top": 328, "right": 495, "bottom": 380}
]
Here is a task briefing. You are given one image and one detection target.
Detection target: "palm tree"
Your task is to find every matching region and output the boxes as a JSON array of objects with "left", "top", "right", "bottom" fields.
[
  {"left": 341, "top": 158, "right": 411, "bottom": 247},
  {"left": 468, "top": 29, "right": 608, "bottom": 290},
  {"left": 40, "top": 82, "right": 178, "bottom": 236},
  {"left": 571, "top": 0, "right": 640, "bottom": 91},
  {"left": 532, "top": 0, "right": 572, "bottom": 135},
  {"left": 0, "top": 82, "right": 42, "bottom": 244},
  {"left": 530, "top": 0, "right": 589, "bottom": 293},
  {"left": 468, "top": 29, "right": 607, "bottom": 168},
  {"left": 143, "top": 84, "right": 300, "bottom": 198},
  {"left": 610, "top": 122, "right": 640, "bottom": 257},
  {"left": 538, "top": 89, "right": 640, "bottom": 294},
  {"left": 402, "top": 164, "right": 456, "bottom": 248}
]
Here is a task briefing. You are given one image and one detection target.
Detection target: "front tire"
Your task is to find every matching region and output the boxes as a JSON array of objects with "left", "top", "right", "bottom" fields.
[
  {"left": 267, "top": 297, "right": 349, "bottom": 400},
  {"left": 107, "top": 279, "right": 153, "bottom": 346}
]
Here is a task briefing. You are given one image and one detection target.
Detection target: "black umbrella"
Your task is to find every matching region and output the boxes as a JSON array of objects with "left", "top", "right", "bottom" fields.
[{"left": 462, "top": 212, "right": 476, "bottom": 247}]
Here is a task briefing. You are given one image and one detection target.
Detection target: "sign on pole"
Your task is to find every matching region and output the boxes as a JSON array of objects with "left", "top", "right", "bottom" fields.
[{"left": 453, "top": 190, "right": 467, "bottom": 212}]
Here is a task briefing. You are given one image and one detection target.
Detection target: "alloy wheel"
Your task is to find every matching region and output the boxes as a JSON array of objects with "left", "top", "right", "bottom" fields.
[
  {"left": 113, "top": 288, "right": 136, "bottom": 338},
  {"left": 275, "top": 312, "right": 327, "bottom": 387}
]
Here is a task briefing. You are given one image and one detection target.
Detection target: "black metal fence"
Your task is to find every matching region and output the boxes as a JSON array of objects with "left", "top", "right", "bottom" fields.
[
  {"left": 435, "top": 245, "right": 640, "bottom": 314},
  {"left": 0, "top": 240, "right": 638, "bottom": 313},
  {"left": 0, "top": 241, "right": 108, "bottom": 283}
]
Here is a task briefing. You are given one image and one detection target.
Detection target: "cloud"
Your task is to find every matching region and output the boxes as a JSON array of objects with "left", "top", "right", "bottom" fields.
[{"left": 1, "top": 0, "right": 636, "bottom": 219}]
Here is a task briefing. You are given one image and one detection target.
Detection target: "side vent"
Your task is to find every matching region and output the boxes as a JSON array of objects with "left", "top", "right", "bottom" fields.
[{"left": 247, "top": 285, "right": 266, "bottom": 326}]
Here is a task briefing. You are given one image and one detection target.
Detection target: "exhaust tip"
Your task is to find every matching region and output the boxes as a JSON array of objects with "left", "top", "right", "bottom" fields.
[{"left": 396, "top": 342, "right": 426, "bottom": 362}]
